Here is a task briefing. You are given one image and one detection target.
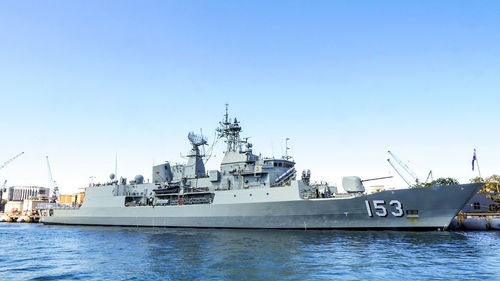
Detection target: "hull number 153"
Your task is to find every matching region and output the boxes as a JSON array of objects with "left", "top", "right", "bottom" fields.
[{"left": 364, "top": 200, "right": 404, "bottom": 217}]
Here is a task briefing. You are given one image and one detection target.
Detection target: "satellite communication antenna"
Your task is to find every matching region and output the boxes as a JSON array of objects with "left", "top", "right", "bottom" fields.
[{"left": 188, "top": 131, "right": 208, "bottom": 147}]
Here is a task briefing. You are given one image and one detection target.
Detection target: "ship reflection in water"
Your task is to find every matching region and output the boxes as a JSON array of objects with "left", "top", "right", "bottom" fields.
[{"left": 1, "top": 223, "right": 499, "bottom": 280}]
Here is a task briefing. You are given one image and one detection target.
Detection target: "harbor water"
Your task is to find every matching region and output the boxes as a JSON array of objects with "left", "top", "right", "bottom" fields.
[{"left": 1, "top": 223, "right": 499, "bottom": 280}]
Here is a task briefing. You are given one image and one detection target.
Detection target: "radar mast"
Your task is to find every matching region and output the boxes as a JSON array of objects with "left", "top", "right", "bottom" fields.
[
  {"left": 185, "top": 131, "right": 207, "bottom": 178},
  {"left": 217, "top": 103, "right": 242, "bottom": 152}
]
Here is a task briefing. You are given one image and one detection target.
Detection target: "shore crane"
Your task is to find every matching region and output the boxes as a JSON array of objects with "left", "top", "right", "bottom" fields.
[
  {"left": 425, "top": 170, "right": 434, "bottom": 183},
  {"left": 0, "top": 152, "right": 24, "bottom": 171},
  {"left": 0, "top": 152, "right": 24, "bottom": 202},
  {"left": 0, "top": 179, "right": 6, "bottom": 201},
  {"left": 387, "top": 150, "right": 421, "bottom": 187},
  {"left": 46, "top": 156, "right": 60, "bottom": 203}
]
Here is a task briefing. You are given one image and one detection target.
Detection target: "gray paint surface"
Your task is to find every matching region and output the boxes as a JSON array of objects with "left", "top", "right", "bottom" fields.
[
  {"left": 40, "top": 108, "right": 482, "bottom": 230},
  {"left": 41, "top": 183, "right": 481, "bottom": 229}
]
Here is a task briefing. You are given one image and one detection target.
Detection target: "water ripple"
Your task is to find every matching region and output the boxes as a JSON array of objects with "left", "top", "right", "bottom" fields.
[{"left": 1, "top": 223, "right": 499, "bottom": 280}]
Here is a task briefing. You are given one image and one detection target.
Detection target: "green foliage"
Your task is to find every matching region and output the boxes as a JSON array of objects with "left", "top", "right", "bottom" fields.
[
  {"left": 470, "top": 174, "right": 500, "bottom": 193},
  {"left": 484, "top": 175, "right": 500, "bottom": 193},
  {"left": 415, "top": 177, "right": 460, "bottom": 188},
  {"left": 434, "top": 177, "right": 459, "bottom": 186},
  {"left": 470, "top": 176, "right": 484, "bottom": 183},
  {"left": 414, "top": 182, "right": 432, "bottom": 187}
]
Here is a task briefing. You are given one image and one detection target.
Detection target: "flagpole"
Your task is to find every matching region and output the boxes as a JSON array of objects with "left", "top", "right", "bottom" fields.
[
  {"left": 474, "top": 148, "right": 482, "bottom": 179},
  {"left": 476, "top": 159, "right": 481, "bottom": 179}
]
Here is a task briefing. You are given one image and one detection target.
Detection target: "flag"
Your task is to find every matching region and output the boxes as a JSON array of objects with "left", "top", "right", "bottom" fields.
[{"left": 472, "top": 149, "right": 477, "bottom": 171}]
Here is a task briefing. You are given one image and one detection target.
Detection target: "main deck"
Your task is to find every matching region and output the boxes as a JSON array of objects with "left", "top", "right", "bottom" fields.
[{"left": 40, "top": 183, "right": 482, "bottom": 230}]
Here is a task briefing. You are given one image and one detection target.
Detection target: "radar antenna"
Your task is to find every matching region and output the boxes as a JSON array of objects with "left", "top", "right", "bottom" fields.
[
  {"left": 188, "top": 131, "right": 208, "bottom": 147},
  {"left": 186, "top": 131, "right": 208, "bottom": 178}
]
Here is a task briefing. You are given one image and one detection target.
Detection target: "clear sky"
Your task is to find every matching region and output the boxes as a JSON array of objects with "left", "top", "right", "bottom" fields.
[{"left": 1, "top": 1, "right": 499, "bottom": 194}]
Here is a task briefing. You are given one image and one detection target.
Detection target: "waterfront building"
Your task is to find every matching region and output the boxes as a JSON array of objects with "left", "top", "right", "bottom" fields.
[{"left": 6, "top": 186, "right": 50, "bottom": 201}]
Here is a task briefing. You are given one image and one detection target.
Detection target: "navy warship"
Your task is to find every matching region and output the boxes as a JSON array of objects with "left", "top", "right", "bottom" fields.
[{"left": 40, "top": 106, "right": 482, "bottom": 230}]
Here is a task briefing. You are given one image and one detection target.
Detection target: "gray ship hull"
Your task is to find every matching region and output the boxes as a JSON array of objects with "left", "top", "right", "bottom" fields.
[{"left": 41, "top": 183, "right": 481, "bottom": 230}]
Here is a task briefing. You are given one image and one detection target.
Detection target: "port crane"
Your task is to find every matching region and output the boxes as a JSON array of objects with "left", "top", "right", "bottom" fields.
[
  {"left": 0, "top": 152, "right": 24, "bottom": 202},
  {"left": 46, "top": 156, "right": 60, "bottom": 203},
  {"left": 387, "top": 150, "right": 421, "bottom": 187},
  {"left": 425, "top": 170, "right": 434, "bottom": 183},
  {"left": 0, "top": 152, "right": 24, "bottom": 171},
  {"left": 0, "top": 179, "right": 6, "bottom": 202}
]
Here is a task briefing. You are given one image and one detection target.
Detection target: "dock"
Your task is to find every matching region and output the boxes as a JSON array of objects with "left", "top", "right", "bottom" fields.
[
  {"left": 449, "top": 211, "right": 500, "bottom": 231},
  {"left": 0, "top": 211, "right": 40, "bottom": 223}
]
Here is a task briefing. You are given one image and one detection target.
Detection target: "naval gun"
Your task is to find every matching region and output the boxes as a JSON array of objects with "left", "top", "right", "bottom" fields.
[{"left": 343, "top": 176, "right": 393, "bottom": 193}]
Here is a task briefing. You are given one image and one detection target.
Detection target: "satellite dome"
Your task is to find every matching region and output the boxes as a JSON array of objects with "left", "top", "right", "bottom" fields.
[
  {"left": 110, "top": 173, "right": 116, "bottom": 180},
  {"left": 135, "top": 174, "right": 144, "bottom": 184}
]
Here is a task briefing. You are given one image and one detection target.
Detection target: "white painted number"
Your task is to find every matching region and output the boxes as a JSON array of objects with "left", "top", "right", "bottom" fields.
[
  {"left": 365, "top": 200, "right": 373, "bottom": 217},
  {"left": 365, "top": 200, "right": 404, "bottom": 218},
  {"left": 389, "top": 200, "right": 404, "bottom": 217},
  {"left": 373, "top": 200, "right": 388, "bottom": 217}
]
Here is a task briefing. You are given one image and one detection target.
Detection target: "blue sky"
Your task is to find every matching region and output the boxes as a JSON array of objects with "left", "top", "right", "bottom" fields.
[{"left": 1, "top": 1, "right": 499, "bottom": 193}]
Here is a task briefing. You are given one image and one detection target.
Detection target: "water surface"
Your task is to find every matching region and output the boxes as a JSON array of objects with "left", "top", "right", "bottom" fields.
[{"left": 1, "top": 223, "right": 499, "bottom": 280}]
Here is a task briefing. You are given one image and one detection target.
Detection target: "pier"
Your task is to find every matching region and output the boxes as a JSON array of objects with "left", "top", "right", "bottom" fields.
[{"left": 0, "top": 211, "right": 40, "bottom": 223}]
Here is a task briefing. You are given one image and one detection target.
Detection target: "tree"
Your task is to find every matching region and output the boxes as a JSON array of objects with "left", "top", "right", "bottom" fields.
[
  {"left": 471, "top": 175, "right": 499, "bottom": 193},
  {"left": 415, "top": 177, "right": 459, "bottom": 187},
  {"left": 484, "top": 175, "right": 500, "bottom": 193},
  {"left": 470, "top": 176, "right": 484, "bottom": 183},
  {"left": 433, "top": 177, "right": 459, "bottom": 186}
]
